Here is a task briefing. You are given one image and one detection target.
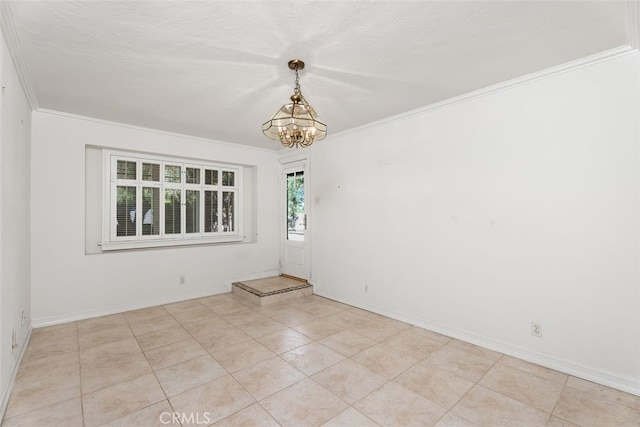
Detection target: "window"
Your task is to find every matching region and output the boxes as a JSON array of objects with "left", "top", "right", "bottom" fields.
[{"left": 102, "top": 150, "right": 242, "bottom": 250}]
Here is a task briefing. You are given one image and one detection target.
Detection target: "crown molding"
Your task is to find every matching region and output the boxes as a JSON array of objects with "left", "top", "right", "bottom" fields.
[
  {"left": 0, "top": 1, "right": 38, "bottom": 110},
  {"left": 628, "top": 0, "right": 640, "bottom": 50},
  {"left": 330, "top": 45, "right": 636, "bottom": 140}
]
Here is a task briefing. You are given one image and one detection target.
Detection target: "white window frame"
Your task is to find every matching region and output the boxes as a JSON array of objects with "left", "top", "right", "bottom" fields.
[{"left": 100, "top": 149, "right": 244, "bottom": 251}]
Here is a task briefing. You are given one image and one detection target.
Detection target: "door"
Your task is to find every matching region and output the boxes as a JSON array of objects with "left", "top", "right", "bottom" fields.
[{"left": 281, "top": 162, "right": 309, "bottom": 279}]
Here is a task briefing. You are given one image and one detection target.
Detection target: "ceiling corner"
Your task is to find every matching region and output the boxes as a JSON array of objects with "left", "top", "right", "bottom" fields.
[
  {"left": 627, "top": 0, "right": 640, "bottom": 50},
  {"left": 0, "top": 1, "right": 39, "bottom": 110}
]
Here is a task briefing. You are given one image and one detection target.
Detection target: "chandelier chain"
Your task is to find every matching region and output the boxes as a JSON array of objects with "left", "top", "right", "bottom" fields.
[{"left": 294, "top": 68, "right": 300, "bottom": 94}]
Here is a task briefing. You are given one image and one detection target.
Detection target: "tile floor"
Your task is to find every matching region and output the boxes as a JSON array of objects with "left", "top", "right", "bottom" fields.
[{"left": 3, "top": 292, "right": 640, "bottom": 426}]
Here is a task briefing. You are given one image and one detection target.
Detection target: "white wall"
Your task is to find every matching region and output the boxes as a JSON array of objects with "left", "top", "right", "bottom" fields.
[
  {"left": 0, "top": 34, "right": 32, "bottom": 414},
  {"left": 31, "top": 111, "right": 281, "bottom": 325},
  {"left": 310, "top": 52, "right": 640, "bottom": 394}
]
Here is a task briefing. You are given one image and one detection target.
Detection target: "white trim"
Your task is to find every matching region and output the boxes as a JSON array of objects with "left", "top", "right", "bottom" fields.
[
  {"left": 0, "top": 326, "right": 32, "bottom": 421},
  {"left": 31, "top": 287, "right": 229, "bottom": 327},
  {"left": 99, "top": 235, "right": 246, "bottom": 251},
  {"left": 0, "top": 1, "right": 38, "bottom": 110},
  {"left": 329, "top": 46, "right": 636, "bottom": 140},
  {"left": 315, "top": 289, "right": 640, "bottom": 397},
  {"left": 37, "top": 109, "right": 276, "bottom": 153},
  {"left": 31, "top": 268, "right": 282, "bottom": 327},
  {"left": 628, "top": 0, "right": 640, "bottom": 50}
]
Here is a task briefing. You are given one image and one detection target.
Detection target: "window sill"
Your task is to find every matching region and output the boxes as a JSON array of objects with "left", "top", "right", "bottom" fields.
[{"left": 99, "top": 235, "right": 245, "bottom": 251}]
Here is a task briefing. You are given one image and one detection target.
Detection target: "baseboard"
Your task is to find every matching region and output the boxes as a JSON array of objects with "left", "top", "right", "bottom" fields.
[
  {"left": 315, "top": 289, "right": 640, "bottom": 398},
  {"left": 32, "top": 285, "right": 229, "bottom": 327},
  {"left": 0, "top": 326, "right": 32, "bottom": 421},
  {"left": 230, "top": 269, "right": 281, "bottom": 284}
]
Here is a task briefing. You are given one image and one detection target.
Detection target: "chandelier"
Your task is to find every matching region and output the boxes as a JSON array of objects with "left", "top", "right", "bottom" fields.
[{"left": 262, "top": 59, "right": 327, "bottom": 148}]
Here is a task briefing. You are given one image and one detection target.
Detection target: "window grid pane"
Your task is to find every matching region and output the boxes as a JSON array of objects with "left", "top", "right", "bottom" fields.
[
  {"left": 117, "top": 160, "right": 136, "bottom": 180},
  {"left": 222, "top": 191, "right": 234, "bottom": 232},
  {"left": 186, "top": 168, "right": 201, "bottom": 184},
  {"left": 205, "top": 169, "right": 218, "bottom": 186},
  {"left": 142, "top": 163, "right": 160, "bottom": 182},
  {"left": 165, "top": 165, "right": 181, "bottom": 183},
  {"left": 205, "top": 190, "right": 218, "bottom": 232},
  {"left": 116, "top": 186, "right": 136, "bottom": 236},
  {"left": 186, "top": 190, "right": 200, "bottom": 234},
  {"left": 142, "top": 187, "right": 160, "bottom": 236},
  {"left": 222, "top": 171, "right": 235, "bottom": 187},
  {"left": 164, "top": 189, "right": 181, "bottom": 234}
]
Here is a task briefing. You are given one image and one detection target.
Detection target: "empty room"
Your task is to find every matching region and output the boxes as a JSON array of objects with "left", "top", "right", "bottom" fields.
[{"left": 0, "top": 1, "right": 639, "bottom": 426}]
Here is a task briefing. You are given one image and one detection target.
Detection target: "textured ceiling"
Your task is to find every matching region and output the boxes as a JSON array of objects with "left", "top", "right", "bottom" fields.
[{"left": 4, "top": 1, "right": 633, "bottom": 150}]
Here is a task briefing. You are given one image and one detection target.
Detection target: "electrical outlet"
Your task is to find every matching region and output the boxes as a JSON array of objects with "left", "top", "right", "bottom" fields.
[
  {"left": 179, "top": 275, "right": 186, "bottom": 285},
  {"left": 531, "top": 322, "right": 542, "bottom": 337},
  {"left": 20, "top": 311, "right": 26, "bottom": 328}
]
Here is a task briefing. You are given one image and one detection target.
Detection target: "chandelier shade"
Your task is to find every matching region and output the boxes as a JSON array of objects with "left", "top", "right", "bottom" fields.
[{"left": 262, "top": 60, "right": 327, "bottom": 148}]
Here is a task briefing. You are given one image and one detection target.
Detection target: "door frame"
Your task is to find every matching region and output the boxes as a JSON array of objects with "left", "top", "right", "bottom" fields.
[{"left": 279, "top": 154, "right": 310, "bottom": 280}]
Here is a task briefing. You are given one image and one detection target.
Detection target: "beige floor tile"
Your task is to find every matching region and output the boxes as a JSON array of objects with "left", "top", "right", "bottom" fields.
[
  {"left": 2, "top": 397, "right": 83, "bottom": 427},
  {"left": 233, "top": 357, "right": 306, "bottom": 400},
  {"left": 80, "top": 337, "right": 142, "bottom": 365},
  {"left": 479, "top": 363, "right": 563, "bottom": 413},
  {"left": 5, "top": 368, "right": 81, "bottom": 418},
  {"left": 297, "top": 301, "right": 344, "bottom": 317},
  {"left": 195, "top": 326, "right": 253, "bottom": 353},
  {"left": 565, "top": 376, "right": 640, "bottom": 411},
  {"left": 77, "top": 314, "right": 128, "bottom": 333},
  {"left": 547, "top": 416, "right": 579, "bottom": 427},
  {"left": 198, "top": 294, "right": 235, "bottom": 306},
  {"left": 352, "top": 343, "right": 419, "bottom": 380},
  {"left": 207, "top": 299, "right": 252, "bottom": 315},
  {"left": 261, "top": 378, "right": 348, "bottom": 427},
  {"left": 434, "top": 412, "right": 478, "bottom": 427},
  {"left": 323, "top": 310, "right": 370, "bottom": 329},
  {"left": 170, "top": 305, "right": 218, "bottom": 325},
  {"left": 82, "top": 373, "right": 165, "bottom": 426},
  {"left": 81, "top": 352, "right": 153, "bottom": 394},
  {"left": 211, "top": 339, "right": 276, "bottom": 372},
  {"left": 282, "top": 342, "right": 345, "bottom": 376},
  {"left": 78, "top": 324, "right": 134, "bottom": 350},
  {"left": 169, "top": 375, "right": 255, "bottom": 425},
  {"left": 355, "top": 381, "right": 447, "bottom": 427},
  {"left": 155, "top": 354, "right": 227, "bottom": 397},
  {"left": 312, "top": 359, "right": 387, "bottom": 404},
  {"left": 144, "top": 337, "right": 207, "bottom": 370},
  {"left": 30, "top": 322, "right": 78, "bottom": 340},
  {"left": 163, "top": 298, "right": 207, "bottom": 314},
  {"left": 128, "top": 314, "right": 181, "bottom": 336},
  {"left": 395, "top": 361, "right": 475, "bottom": 409},
  {"left": 423, "top": 345, "right": 495, "bottom": 382},
  {"left": 407, "top": 326, "right": 452, "bottom": 344},
  {"left": 381, "top": 329, "right": 444, "bottom": 360},
  {"left": 350, "top": 321, "right": 404, "bottom": 342},
  {"left": 452, "top": 385, "right": 549, "bottom": 427},
  {"left": 292, "top": 318, "right": 346, "bottom": 340},
  {"left": 255, "top": 328, "right": 315, "bottom": 354},
  {"left": 136, "top": 325, "right": 191, "bottom": 351},
  {"left": 322, "top": 407, "right": 380, "bottom": 426},
  {"left": 319, "top": 330, "right": 376, "bottom": 357},
  {"left": 101, "top": 400, "right": 173, "bottom": 427},
  {"left": 182, "top": 316, "right": 233, "bottom": 337},
  {"left": 221, "top": 308, "right": 268, "bottom": 326},
  {"left": 446, "top": 339, "right": 502, "bottom": 363},
  {"left": 16, "top": 351, "right": 79, "bottom": 384},
  {"left": 553, "top": 384, "right": 640, "bottom": 426},
  {"left": 236, "top": 318, "right": 289, "bottom": 339},
  {"left": 271, "top": 308, "right": 320, "bottom": 327},
  {"left": 212, "top": 403, "right": 280, "bottom": 426},
  {"left": 28, "top": 334, "right": 78, "bottom": 359},
  {"left": 123, "top": 306, "right": 169, "bottom": 323},
  {"left": 375, "top": 316, "right": 412, "bottom": 331},
  {"left": 498, "top": 355, "right": 568, "bottom": 385}
]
